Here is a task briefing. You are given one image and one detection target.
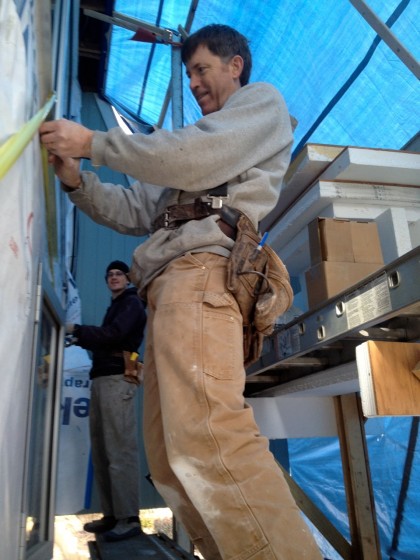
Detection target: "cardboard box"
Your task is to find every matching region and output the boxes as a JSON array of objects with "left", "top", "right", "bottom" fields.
[
  {"left": 308, "top": 218, "right": 383, "bottom": 265},
  {"left": 350, "top": 221, "right": 383, "bottom": 263},
  {"left": 305, "top": 261, "right": 383, "bottom": 308}
]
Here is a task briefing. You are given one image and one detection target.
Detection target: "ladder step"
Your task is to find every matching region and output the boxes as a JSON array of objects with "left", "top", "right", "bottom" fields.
[{"left": 91, "top": 531, "right": 195, "bottom": 560}]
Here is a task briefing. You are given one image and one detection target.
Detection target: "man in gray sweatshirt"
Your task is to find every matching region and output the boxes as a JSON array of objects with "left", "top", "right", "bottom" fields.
[{"left": 40, "top": 24, "right": 321, "bottom": 560}]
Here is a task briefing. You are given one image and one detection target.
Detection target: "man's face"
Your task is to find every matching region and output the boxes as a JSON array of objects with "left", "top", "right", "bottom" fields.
[
  {"left": 106, "top": 269, "right": 128, "bottom": 297},
  {"left": 186, "top": 45, "right": 243, "bottom": 115}
]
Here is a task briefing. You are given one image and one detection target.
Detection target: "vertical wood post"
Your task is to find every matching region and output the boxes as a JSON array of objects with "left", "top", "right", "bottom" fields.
[{"left": 334, "top": 393, "right": 382, "bottom": 559}]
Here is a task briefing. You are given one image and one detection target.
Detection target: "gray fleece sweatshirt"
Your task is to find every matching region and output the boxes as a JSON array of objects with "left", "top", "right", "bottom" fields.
[{"left": 69, "top": 82, "right": 293, "bottom": 292}]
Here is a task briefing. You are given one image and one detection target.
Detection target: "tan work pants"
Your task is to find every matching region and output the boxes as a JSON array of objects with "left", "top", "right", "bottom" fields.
[{"left": 143, "top": 252, "right": 321, "bottom": 560}]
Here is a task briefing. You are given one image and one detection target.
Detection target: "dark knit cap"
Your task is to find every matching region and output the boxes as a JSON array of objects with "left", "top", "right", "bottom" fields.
[{"left": 106, "top": 260, "right": 129, "bottom": 274}]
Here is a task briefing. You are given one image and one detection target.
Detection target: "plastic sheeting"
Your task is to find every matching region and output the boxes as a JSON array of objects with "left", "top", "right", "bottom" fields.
[
  {"left": 104, "top": 0, "right": 419, "bottom": 152},
  {"left": 56, "top": 345, "right": 92, "bottom": 515},
  {"left": 55, "top": 274, "right": 92, "bottom": 515},
  {"left": 0, "top": 0, "right": 53, "bottom": 556}
]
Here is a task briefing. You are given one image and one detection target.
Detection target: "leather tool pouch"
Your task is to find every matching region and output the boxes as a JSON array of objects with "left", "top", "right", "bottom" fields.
[
  {"left": 226, "top": 213, "right": 293, "bottom": 367},
  {"left": 123, "top": 351, "right": 144, "bottom": 386}
]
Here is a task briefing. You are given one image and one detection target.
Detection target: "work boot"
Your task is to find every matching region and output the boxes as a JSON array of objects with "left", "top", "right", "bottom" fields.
[
  {"left": 83, "top": 516, "right": 117, "bottom": 533},
  {"left": 104, "top": 516, "right": 142, "bottom": 541}
]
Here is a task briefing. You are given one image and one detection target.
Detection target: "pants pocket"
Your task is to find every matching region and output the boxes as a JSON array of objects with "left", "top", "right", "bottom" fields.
[{"left": 202, "top": 290, "right": 243, "bottom": 380}]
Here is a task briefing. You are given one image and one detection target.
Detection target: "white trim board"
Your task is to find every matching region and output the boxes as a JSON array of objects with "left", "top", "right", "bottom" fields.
[
  {"left": 248, "top": 395, "right": 338, "bottom": 438},
  {"left": 270, "top": 181, "right": 420, "bottom": 256},
  {"left": 262, "top": 143, "right": 344, "bottom": 230},
  {"left": 319, "top": 147, "right": 420, "bottom": 186},
  {"left": 263, "top": 145, "right": 419, "bottom": 231}
]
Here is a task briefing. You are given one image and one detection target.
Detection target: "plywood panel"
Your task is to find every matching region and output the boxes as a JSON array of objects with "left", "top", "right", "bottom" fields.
[{"left": 356, "top": 341, "right": 420, "bottom": 416}]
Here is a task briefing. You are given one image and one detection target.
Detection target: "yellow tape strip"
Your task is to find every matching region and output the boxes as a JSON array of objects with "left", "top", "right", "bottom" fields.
[{"left": 0, "top": 93, "right": 56, "bottom": 180}]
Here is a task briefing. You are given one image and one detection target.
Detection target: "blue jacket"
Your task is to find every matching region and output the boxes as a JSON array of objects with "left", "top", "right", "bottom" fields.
[{"left": 74, "top": 287, "right": 147, "bottom": 379}]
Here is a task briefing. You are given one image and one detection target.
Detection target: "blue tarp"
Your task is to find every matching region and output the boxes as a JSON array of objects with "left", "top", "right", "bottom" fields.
[
  {"left": 105, "top": 0, "right": 419, "bottom": 154},
  {"left": 289, "top": 418, "right": 420, "bottom": 559}
]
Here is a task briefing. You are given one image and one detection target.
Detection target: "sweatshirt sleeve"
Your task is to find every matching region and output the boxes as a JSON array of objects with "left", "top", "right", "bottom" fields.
[
  {"left": 91, "top": 83, "right": 293, "bottom": 192},
  {"left": 67, "top": 172, "right": 161, "bottom": 235}
]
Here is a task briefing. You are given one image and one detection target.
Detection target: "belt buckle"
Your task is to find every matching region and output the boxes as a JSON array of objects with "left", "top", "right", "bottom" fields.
[{"left": 207, "top": 194, "right": 230, "bottom": 209}]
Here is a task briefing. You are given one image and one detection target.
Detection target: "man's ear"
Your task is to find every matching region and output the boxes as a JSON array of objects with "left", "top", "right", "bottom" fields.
[{"left": 230, "top": 55, "right": 244, "bottom": 80}]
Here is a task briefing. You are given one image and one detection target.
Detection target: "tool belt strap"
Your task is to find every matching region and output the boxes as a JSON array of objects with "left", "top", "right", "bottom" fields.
[{"left": 152, "top": 198, "right": 241, "bottom": 239}]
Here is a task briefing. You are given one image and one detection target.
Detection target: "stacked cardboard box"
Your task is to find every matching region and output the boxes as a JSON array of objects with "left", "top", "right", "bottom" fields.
[{"left": 305, "top": 217, "right": 384, "bottom": 308}]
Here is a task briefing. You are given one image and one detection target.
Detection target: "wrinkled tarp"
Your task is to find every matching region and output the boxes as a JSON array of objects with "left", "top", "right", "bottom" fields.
[{"left": 288, "top": 417, "right": 420, "bottom": 559}]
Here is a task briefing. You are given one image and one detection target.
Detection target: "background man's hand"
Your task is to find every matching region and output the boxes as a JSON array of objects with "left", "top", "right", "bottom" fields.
[{"left": 39, "top": 119, "right": 94, "bottom": 159}]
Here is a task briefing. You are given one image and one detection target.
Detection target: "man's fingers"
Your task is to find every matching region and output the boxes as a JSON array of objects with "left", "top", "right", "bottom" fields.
[
  {"left": 40, "top": 119, "right": 68, "bottom": 144},
  {"left": 39, "top": 130, "right": 55, "bottom": 146},
  {"left": 39, "top": 120, "right": 57, "bottom": 137}
]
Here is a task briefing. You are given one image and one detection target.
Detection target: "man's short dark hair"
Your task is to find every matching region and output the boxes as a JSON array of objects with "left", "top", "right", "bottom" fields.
[{"left": 181, "top": 24, "right": 252, "bottom": 86}]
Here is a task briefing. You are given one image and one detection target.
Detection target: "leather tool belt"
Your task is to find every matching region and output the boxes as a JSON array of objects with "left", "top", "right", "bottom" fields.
[
  {"left": 123, "top": 351, "right": 144, "bottom": 386},
  {"left": 152, "top": 197, "right": 240, "bottom": 240}
]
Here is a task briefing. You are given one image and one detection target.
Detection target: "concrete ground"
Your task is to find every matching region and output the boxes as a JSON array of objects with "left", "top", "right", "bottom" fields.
[{"left": 54, "top": 509, "right": 173, "bottom": 560}]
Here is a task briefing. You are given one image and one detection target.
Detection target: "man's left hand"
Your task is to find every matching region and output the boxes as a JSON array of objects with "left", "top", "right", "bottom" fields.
[{"left": 47, "top": 155, "right": 82, "bottom": 189}]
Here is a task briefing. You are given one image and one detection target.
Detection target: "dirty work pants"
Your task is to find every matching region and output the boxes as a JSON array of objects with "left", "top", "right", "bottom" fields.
[
  {"left": 89, "top": 375, "right": 140, "bottom": 519},
  {"left": 143, "top": 252, "right": 321, "bottom": 560}
]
